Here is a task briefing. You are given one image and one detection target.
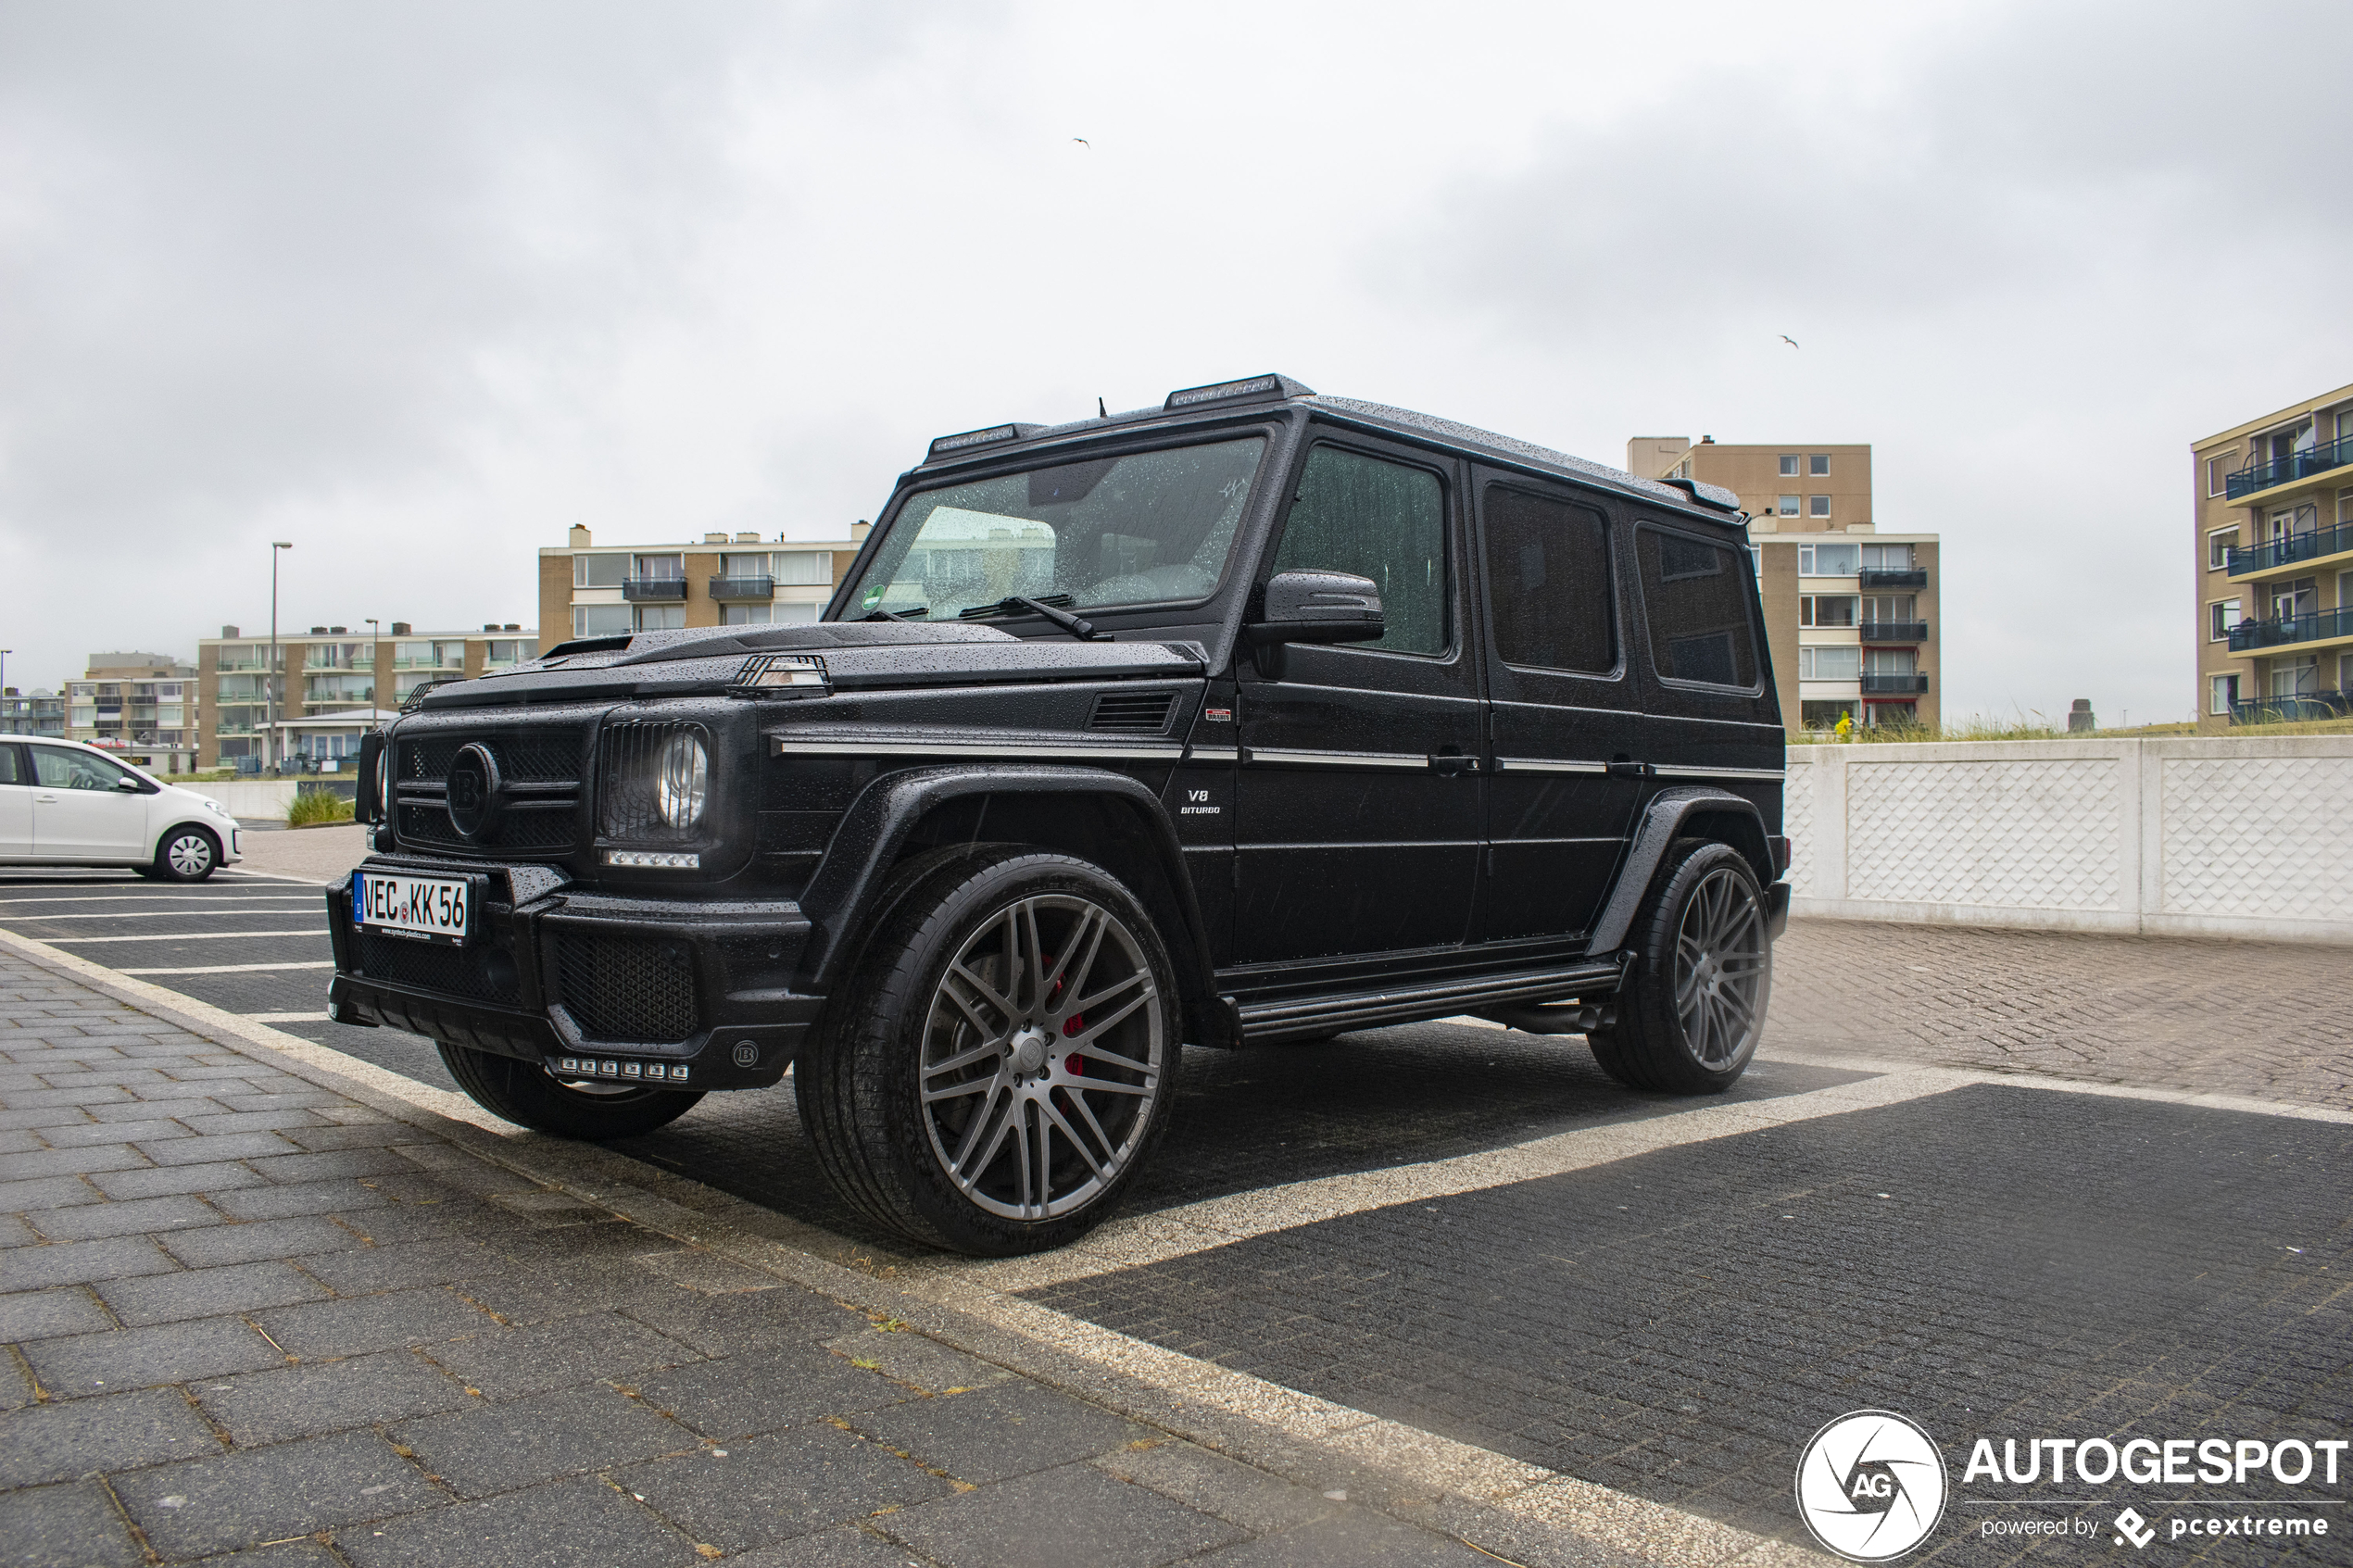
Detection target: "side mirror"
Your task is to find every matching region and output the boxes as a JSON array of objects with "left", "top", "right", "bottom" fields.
[
  {"left": 1247, "top": 570, "right": 1386, "bottom": 646},
  {"left": 114, "top": 776, "right": 143, "bottom": 792}
]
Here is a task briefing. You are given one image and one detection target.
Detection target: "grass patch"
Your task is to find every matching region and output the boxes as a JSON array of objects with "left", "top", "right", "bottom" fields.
[{"left": 286, "top": 789, "right": 355, "bottom": 827}]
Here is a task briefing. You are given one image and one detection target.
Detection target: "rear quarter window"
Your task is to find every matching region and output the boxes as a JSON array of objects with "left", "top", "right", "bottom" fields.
[{"left": 1634, "top": 526, "right": 1759, "bottom": 689}]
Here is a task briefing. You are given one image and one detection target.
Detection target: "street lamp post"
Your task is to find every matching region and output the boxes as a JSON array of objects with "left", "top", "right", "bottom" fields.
[{"left": 270, "top": 542, "right": 292, "bottom": 772}]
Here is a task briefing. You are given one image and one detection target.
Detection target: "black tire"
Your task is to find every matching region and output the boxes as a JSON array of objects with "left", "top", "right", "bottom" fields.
[
  {"left": 131, "top": 864, "right": 160, "bottom": 880},
  {"left": 436, "top": 1042, "right": 704, "bottom": 1139},
  {"left": 798, "top": 845, "right": 1183, "bottom": 1256},
  {"left": 1587, "top": 838, "right": 1771, "bottom": 1095},
  {"left": 152, "top": 826, "right": 220, "bottom": 883}
]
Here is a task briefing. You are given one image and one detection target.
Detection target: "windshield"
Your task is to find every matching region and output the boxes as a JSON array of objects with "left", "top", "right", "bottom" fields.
[{"left": 843, "top": 437, "right": 1266, "bottom": 621}]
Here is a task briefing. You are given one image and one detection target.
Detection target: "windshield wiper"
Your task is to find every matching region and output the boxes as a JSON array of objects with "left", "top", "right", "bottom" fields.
[
  {"left": 958, "top": 595, "right": 1104, "bottom": 641},
  {"left": 859, "top": 605, "right": 928, "bottom": 622}
]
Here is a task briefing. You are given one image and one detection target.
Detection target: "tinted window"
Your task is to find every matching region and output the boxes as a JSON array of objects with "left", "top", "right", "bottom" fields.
[
  {"left": 1272, "top": 446, "right": 1447, "bottom": 656},
  {"left": 1636, "top": 528, "right": 1758, "bottom": 688},
  {"left": 32, "top": 746, "right": 131, "bottom": 790},
  {"left": 1483, "top": 486, "right": 1614, "bottom": 674},
  {"left": 0, "top": 746, "right": 21, "bottom": 785}
]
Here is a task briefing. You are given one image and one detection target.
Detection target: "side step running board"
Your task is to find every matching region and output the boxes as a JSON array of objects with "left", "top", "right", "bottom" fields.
[{"left": 1234, "top": 959, "right": 1625, "bottom": 1043}]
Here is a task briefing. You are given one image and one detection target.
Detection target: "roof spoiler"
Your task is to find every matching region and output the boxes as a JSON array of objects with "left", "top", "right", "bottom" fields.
[{"left": 1659, "top": 477, "right": 1743, "bottom": 514}]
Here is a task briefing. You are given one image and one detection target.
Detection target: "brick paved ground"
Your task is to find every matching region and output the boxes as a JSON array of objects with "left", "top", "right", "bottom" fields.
[
  {"left": 0, "top": 948, "right": 1502, "bottom": 1568},
  {"left": 1762, "top": 920, "right": 2352, "bottom": 1110}
]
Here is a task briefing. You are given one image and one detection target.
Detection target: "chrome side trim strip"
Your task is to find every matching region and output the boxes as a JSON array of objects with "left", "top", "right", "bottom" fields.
[
  {"left": 1651, "top": 764, "right": 1787, "bottom": 781},
  {"left": 1494, "top": 757, "right": 1608, "bottom": 775},
  {"left": 769, "top": 736, "right": 1183, "bottom": 762},
  {"left": 1244, "top": 747, "right": 1425, "bottom": 770},
  {"left": 1186, "top": 746, "right": 1240, "bottom": 762}
]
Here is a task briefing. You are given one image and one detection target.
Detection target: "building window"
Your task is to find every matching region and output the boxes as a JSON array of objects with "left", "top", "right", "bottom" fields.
[
  {"left": 2340, "top": 487, "right": 2353, "bottom": 525},
  {"left": 2271, "top": 578, "right": 2316, "bottom": 621},
  {"left": 1808, "top": 495, "right": 1831, "bottom": 517},
  {"left": 634, "top": 554, "right": 684, "bottom": 582},
  {"left": 2271, "top": 658, "right": 2319, "bottom": 697},
  {"left": 1798, "top": 645, "right": 1861, "bottom": 681},
  {"left": 2206, "top": 453, "right": 2236, "bottom": 497},
  {"left": 1779, "top": 455, "right": 1799, "bottom": 477},
  {"left": 572, "top": 604, "right": 632, "bottom": 639},
  {"left": 1777, "top": 495, "right": 1800, "bottom": 516},
  {"left": 773, "top": 550, "right": 832, "bottom": 585},
  {"left": 1859, "top": 544, "right": 1913, "bottom": 571},
  {"left": 2207, "top": 527, "right": 2239, "bottom": 571},
  {"left": 1800, "top": 699, "right": 1856, "bottom": 729},
  {"left": 1800, "top": 595, "right": 1857, "bottom": 627},
  {"left": 1797, "top": 542, "right": 1860, "bottom": 576},
  {"left": 1863, "top": 647, "right": 1916, "bottom": 676},
  {"left": 721, "top": 605, "right": 771, "bottom": 625},
  {"left": 573, "top": 554, "right": 628, "bottom": 588},
  {"left": 635, "top": 604, "right": 686, "bottom": 632},
  {"left": 2208, "top": 598, "right": 2241, "bottom": 641},
  {"left": 1809, "top": 454, "right": 1831, "bottom": 476}
]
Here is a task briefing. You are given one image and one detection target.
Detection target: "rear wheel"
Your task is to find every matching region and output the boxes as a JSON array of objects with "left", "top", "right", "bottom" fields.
[
  {"left": 153, "top": 827, "right": 220, "bottom": 883},
  {"left": 1587, "top": 839, "right": 1770, "bottom": 1094},
  {"left": 798, "top": 846, "right": 1181, "bottom": 1256},
  {"left": 436, "top": 1043, "right": 703, "bottom": 1139}
]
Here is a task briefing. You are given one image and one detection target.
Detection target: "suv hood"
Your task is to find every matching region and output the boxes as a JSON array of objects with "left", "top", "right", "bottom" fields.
[{"left": 414, "top": 621, "right": 1207, "bottom": 709}]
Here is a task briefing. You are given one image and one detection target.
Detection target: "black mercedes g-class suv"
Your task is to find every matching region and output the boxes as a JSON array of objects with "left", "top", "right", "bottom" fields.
[{"left": 328, "top": 374, "right": 1789, "bottom": 1255}]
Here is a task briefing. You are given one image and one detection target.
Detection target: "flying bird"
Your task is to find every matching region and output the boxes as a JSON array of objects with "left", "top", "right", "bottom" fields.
[
  {"left": 1073, "top": 137, "right": 1091, "bottom": 148},
  {"left": 1780, "top": 335, "right": 1800, "bottom": 348}
]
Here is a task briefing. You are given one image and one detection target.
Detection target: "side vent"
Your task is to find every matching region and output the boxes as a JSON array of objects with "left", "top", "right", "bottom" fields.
[{"left": 1088, "top": 691, "right": 1176, "bottom": 734}]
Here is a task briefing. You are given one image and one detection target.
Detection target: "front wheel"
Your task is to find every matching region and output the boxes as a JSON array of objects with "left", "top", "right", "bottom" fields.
[
  {"left": 1587, "top": 839, "right": 1771, "bottom": 1095},
  {"left": 154, "top": 827, "right": 220, "bottom": 883},
  {"left": 436, "top": 1043, "right": 704, "bottom": 1139},
  {"left": 797, "top": 847, "right": 1182, "bottom": 1256}
]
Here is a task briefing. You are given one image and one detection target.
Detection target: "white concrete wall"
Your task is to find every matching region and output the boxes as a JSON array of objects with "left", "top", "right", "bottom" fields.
[
  {"left": 182, "top": 781, "right": 300, "bottom": 822},
  {"left": 1785, "top": 736, "right": 2353, "bottom": 944}
]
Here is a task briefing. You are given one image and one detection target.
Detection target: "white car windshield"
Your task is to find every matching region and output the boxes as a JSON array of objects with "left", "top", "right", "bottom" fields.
[{"left": 846, "top": 438, "right": 1266, "bottom": 621}]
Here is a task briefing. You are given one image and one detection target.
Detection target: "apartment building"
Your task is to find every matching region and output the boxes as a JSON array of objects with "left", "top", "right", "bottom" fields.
[
  {"left": 195, "top": 622, "right": 536, "bottom": 769},
  {"left": 2, "top": 689, "right": 68, "bottom": 739},
  {"left": 61, "top": 654, "right": 200, "bottom": 774},
  {"left": 538, "top": 526, "right": 862, "bottom": 646},
  {"left": 1626, "top": 437, "right": 1940, "bottom": 733},
  {"left": 2190, "top": 381, "right": 2353, "bottom": 732}
]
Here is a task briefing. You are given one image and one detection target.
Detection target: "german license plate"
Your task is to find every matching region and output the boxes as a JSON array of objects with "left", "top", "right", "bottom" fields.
[{"left": 353, "top": 872, "right": 473, "bottom": 946}]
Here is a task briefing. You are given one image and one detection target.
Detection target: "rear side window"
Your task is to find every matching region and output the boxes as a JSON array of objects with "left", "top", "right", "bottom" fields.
[
  {"left": 0, "top": 746, "right": 21, "bottom": 785},
  {"left": 1482, "top": 486, "right": 1615, "bottom": 674},
  {"left": 1636, "top": 527, "right": 1759, "bottom": 688},
  {"left": 1271, "top": 445, "right": 1448, "bottom": 656}
]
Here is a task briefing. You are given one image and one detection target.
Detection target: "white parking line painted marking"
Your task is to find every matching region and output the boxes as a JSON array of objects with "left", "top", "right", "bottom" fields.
[
  {"left": 0, "top": 895, "right": 321, "bottom": 906},
  {"left": 44, "top": 929, "right": 326, "bottom": 944},
  {"left": 2, "top": 908, "right": 325, "bottom": 920},
  {"left": 241, "top": 1010, "right": 328, "bottom": 1022},
  {"left": 118, "top": 961, "right": 338, "bottom": 975}
]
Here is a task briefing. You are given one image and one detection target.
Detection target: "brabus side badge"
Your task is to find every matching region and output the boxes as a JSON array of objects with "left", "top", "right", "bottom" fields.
[{"left": 1202, "top": 708, "right": 1233, "bottom": 722}]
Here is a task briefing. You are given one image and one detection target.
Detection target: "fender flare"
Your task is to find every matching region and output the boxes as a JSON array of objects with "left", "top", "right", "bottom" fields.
[
  {"left": 151, "top": 820, "right": 228, "bottom": 859},
  {"left": 794, "top": 763, "right": 1223, "bottom": 1036},
  {"left": 1588, "top": 786, "right": 1776, "bottom": 954}
]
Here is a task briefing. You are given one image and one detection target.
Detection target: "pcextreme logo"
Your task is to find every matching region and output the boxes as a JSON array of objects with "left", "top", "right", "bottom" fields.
[{"left": 1794, "top": 1410, "right": 1950, "bottom": 1562}]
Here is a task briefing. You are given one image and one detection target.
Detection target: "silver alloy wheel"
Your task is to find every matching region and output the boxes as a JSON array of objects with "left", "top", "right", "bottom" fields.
[
  {"left": 164, "top": 833, "right": 213, "bottom": 877},
  {"left": 919, "top": 893, "right": 1164, "bottom": 1221},
  {"left": 1671, "top": 865, "right": 1767, "bottom": 1067}
]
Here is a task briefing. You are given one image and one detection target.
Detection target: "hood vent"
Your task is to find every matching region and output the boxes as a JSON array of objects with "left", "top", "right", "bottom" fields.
[{"left": 1088, "top": 691, "right": 1176, "bottom": 734}]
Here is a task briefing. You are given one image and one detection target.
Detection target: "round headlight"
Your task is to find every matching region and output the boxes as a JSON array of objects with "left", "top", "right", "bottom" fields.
[{"left": 657, "top": 731, "right": 709, "bottom": 829}]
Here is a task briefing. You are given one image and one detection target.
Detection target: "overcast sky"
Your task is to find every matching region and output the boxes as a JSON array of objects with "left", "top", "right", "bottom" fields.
[{"left": 3, "top": 0, "right": 2348, "bottom": 724}]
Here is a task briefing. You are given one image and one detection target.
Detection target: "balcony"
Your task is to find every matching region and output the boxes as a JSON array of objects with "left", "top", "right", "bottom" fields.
[
  {"left": 2226, "top": 520, "right": 2353, "bottom": 578},
  {"left": 1858, "top": 621, "right": 1929, "bottom": 643},
  {"left": 387, "top": 657, "right": 463, "bottom": 671},
  {"left": 1859, "top": 568, "right": 1927, "bottom": 589},
  {"left": 2228, "top": 605, "right": 2353, "bottom": 654},
  {"left": 2225, "top": 432, "right": 2353, "bottom": 502},
  {"left": 2229, "top": 688, "right": 2352, "bottom": 725},
  {"left": 622, "top": 577, "right": 688, "bottom": 602},
  {"left": 708, "top": 574, "right": 775, "bottom": 601},
  {"left": 1860, "top": 673, "right": 1930, "bottom": 695}
]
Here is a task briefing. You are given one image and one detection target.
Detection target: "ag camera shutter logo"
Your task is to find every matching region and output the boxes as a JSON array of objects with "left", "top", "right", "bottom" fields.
[{"left": 1795, "top": 1410, "right": 1949, "bottom": 1562}]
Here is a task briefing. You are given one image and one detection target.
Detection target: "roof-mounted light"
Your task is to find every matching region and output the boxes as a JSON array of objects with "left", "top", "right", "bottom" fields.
[
  {"left": 728, "top": 653, "right": 829, "bottom": 698},
  {"left": 926, "top": 422, "right": 1044, "bottom": 461},
  {"left": 1163, "top": 373, "right": 1315, "bottom": 412}
]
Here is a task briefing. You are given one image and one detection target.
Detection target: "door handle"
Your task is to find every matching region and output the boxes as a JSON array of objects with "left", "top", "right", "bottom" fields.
[
  {"left": 1604, "top": 760, "right": 1653, "bottom": 779},
  {"left": 1428, "top": 753, "right": 1480, "bottom": 775},
  {"left": 33, "top": 793, "right": 59, "bottom": 802}
]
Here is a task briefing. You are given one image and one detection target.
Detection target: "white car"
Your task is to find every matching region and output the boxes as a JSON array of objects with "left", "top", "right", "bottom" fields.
[{"left": 0, "top": 737, "right": 244, "bottom": 881}]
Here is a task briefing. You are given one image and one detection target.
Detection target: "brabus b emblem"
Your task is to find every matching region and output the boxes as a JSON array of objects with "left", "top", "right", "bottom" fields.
[
  {"left": 731, "top": 1042, "right": 759, "bottom": 1069},
  {"left": 444, "top": 743, "right": 502, "bottom": 839},
  {"left": 1794, "top": 1410, "right": 1948, "bottom": 1562}
]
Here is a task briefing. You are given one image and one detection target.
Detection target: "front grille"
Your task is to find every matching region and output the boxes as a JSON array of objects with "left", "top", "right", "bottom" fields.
[
  {"left": 394, "top": 726, "right": 587, "bottom": 857},
  {"left": 1089, "top": 691, "right": 1176, "bottom": 733},
  {"left": 555, "top": 933, "right": 699, "bottom": 1043},
  {"left": 356, "top": 932, "right": 521, "bottom": 1005}
]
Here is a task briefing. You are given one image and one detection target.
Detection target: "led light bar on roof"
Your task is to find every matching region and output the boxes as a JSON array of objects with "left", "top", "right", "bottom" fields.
[
  {"left": 926, "top": 422, "right": 1043, "bottom": 460},
  {"left": 1164, "top": 373, "right": 1314, "bottom": 411}
]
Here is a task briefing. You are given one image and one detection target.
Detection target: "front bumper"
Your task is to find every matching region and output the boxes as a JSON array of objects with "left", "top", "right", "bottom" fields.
[{"left": 324, "top": 854, "right": 821, "bottom": 1090}]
